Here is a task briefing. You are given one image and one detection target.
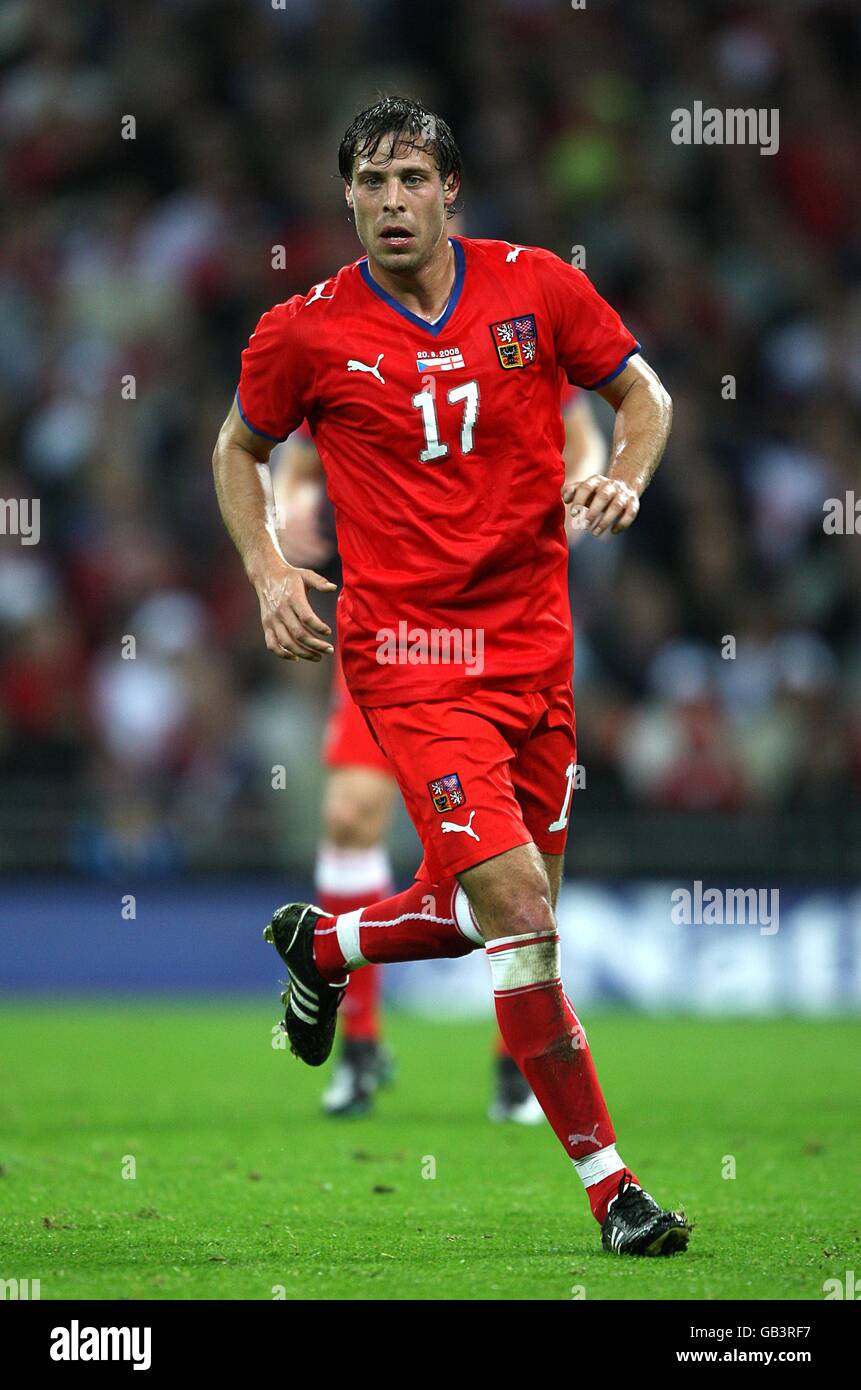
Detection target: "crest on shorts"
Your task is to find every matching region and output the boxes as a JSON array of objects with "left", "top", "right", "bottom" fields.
[
  {"left": 489, "top": 314, "right": 538, "bottom": 369},
  {"left": 428, "top": 772, "right": 467, "bottom": 814}
]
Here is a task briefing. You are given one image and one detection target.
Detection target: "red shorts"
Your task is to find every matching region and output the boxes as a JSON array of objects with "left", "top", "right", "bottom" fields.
[
  {"left": 323, "top": 655, "right": 393, "bottom": 775},
  {"left": 362, "top": 684, "right": 577, "bottom": 881}
]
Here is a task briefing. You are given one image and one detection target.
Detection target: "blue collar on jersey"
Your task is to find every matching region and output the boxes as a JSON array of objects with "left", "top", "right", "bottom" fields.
[{"left": 358, "top": 237, "right": 465, "bottom": 337}]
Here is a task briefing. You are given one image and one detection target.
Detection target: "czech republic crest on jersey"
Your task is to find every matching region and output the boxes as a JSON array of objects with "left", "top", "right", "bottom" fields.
[{"left": 489, "top": 313, "right": 539, "bottom": 369}]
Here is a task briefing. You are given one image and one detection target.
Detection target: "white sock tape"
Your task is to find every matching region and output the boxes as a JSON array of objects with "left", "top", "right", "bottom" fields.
[
  {"left": 316, "top": 844, "right": 392, "bottom": 896},
  {"left": 486, "top": 931, "right": 560, "bottom": 993},
  {"left": 335, "top": 908, "right": 369, "bottom": 971},
  {"left": 572, "top": 1143, "right": 625, "bottom": 1188},
  {"left": 453, "top": 885, "right": 484, "bottom": 946}
]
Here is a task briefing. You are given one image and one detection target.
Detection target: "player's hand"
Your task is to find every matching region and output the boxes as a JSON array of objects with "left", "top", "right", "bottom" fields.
[
  {"left": 562, "top": 474, "right": 640, "bottom": 537},
  {"left": 252, "top": 558, "right": 336, "bottom": 662}
]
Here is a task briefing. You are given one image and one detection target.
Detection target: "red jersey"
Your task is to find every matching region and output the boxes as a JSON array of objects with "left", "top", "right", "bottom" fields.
[{"left": 237, "top": 236, "right": 638, "bottom": 706}]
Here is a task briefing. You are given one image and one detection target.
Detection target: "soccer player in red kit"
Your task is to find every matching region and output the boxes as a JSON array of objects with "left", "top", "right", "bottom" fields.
[
  {"left": 276, "top": 389, "right": 605, "bottom": 1121},
  {"left": 213, "top": 97, "right": 690, "bottom": 1255}
]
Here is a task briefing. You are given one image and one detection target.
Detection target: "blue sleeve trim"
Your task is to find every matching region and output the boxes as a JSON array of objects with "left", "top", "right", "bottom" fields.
[
  {"left": 235, "top": 388, "right": 285, "bottom": 443},
  {"left": 585, "top": 343, "right": 642, "bottom": 390}
]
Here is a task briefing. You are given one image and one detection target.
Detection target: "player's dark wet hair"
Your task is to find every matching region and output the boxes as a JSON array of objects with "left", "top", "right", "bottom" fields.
[{"left": 338, "top": 96, "right": 462, "bottom": 214}]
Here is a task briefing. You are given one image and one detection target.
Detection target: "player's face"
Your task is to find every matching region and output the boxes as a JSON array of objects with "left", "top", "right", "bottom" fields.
[{"left": 346, "top": 139, "right": 458, "bottom": 273}]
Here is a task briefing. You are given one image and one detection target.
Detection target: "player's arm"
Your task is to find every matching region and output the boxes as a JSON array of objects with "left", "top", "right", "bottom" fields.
[
  {"left": 562, "top": 394, "right": 608, "bottom": 544},
  {"left": 212, "top": 399, "right": 336, "bottom": 662},
  {"left": 562, "top": 394, "right": 607, "bottom": 486},
  {"left": 273, "top": 431, "right": 331, "bottom": 569},
  {"left": 562, "top": 356, "right": 671, "bottom": 537}
]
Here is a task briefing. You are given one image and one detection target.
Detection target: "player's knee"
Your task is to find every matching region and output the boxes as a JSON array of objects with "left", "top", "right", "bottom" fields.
[
  {"left": 323, "top": 801, "right": 368, "bottom": 848},
  {"left": 473, "top": 880, "right": 555, "bottom": 941},
  {"left": 499, "top": 890, "right": 555, "bottom": 938},
  {"left": 322, "top": 790, "right": 386, "bottom": 849},
  {"left": 461, "top": 845, "right": 556, "bottom": 940}
]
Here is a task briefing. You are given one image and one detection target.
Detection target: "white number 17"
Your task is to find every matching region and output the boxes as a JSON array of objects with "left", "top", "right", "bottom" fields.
[
  {"left": 411, "top": 380, "right": 480, "bottom": 462},
  {"left": 548, "top": 762, "right": 577, "bottom": 832}
]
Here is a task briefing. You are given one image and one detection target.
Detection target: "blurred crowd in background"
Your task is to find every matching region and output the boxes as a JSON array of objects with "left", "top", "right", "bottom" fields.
[{"left": 0, "top": 0, "right": 859, "bottom": 877}]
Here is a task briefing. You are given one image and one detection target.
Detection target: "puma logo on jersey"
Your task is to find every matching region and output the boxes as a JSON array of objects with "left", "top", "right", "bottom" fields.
[
  {"left": 347, "top": 353, "right": 385, "bottom": 384},
  {"left": 441, "top": 810, "right": 480, "bottom": 841},
  {"left": 506, "top": 245, "right": 526, "bottom": 262},
  {"left": 306, "top": 281, "right": 335, "bottom": 304}
]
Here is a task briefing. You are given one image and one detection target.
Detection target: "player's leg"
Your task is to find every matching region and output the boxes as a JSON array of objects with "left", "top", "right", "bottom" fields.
[
  {"left": 463, "top": 840, "right": 687, "bottom": 1252},
  {"left": 264, "top": 871, "right": 482, "bottom": 1069},
  {"left": 269, "top": 692, "right": 556, "bottom": 1010},
  {"left": 316, "top": 766, "right": 396, "bottom": 1116},
  {"left": 263, "top": 693, "right": 519, "bottom": 1062},
  {"left": 265, "top": 685, "right": 689, "bottom": 1252},
  {"left": 475, "top": 688, "right": 688, "bottom": 1253},
  {"left": 490, "top": 1034, "right": 544, "bottom": 1125},
  {"left": 312, "top": 873, "right": 482, "bottom": 975},
  {"left": 276, "top": 825, "right": 632, "bottom": 1226},
  {"left": 461, "top": 841, "right": 622, "bottom": 1201},
  {"left": 541, "top": 851, "right": 564, "bottom": 907},
  {"left": 489, "top": 849, "right": 564, "bottom": 1126}
]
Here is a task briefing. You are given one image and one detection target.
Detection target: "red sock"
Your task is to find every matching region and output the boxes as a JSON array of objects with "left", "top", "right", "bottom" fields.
[
  {"left": 316, "top": 881, "right": 391, "bottom": 1044},
  {"left": 487, "top": 930, "right": 635, "bottom": 1222},
  {"left": 339, "top": 962, "right": 382, "bottom": 1042},
  {"left": 313, "top": 876, "right": 482, "bottom": 980},
  {"left": 585, "top": 1167, "right": 640, "bottom": 1225}
]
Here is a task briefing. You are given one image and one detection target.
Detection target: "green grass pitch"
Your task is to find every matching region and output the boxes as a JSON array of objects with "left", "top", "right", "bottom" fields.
[{"left": 1, "top": 1003, "right": 858, "bottom": 1301}]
